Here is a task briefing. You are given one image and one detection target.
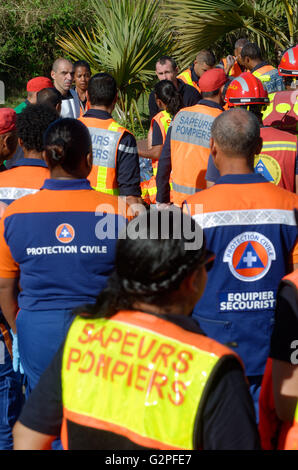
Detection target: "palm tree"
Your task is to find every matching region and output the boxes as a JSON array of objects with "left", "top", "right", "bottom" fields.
[
  {"left": 163, "top": 0, "right": 297, "bottom": 68},
  {"left": 57, "top": 0, "right": 173, "bottom": 130}
]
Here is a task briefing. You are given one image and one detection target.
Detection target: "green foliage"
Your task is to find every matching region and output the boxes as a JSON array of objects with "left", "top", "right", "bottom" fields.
[
  {"left": 163, "top": 0, "right": 297, "bottom": 69},
  {"left": 0, "top": 0, "right": 95, "bottom": 97},
  {"left": 57, "top": 0, "right": 174, "bottom": 130}
]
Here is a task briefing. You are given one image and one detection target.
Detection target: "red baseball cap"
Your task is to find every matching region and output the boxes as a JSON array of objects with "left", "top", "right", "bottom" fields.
[
  {"left": 26, "top": 76, "right": 54, "bottom": 92},
  {"left": 0, "top": 108, "right": 17, "bottom": 135},
  {"left": 199, "top": 68, "right": 228, "bottom": 92}
]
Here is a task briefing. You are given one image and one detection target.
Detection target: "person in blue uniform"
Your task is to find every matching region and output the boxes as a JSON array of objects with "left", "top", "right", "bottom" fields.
[{"left": 0, "top": 118, "right": 130, "bottom": 395}]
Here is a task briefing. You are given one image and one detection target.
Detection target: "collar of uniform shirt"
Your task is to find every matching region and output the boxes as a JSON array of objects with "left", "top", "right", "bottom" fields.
[
  {"left": 251, "top": 61, "right": 270, "bottom": 73},
  {"left": 10, "top": 157, "right": 48, "bottom": 169},
  {"left": 215, "top": 173, "right": 268, "bottom": 185},
  {"left": 83, "top": 109, "right": 112, "bottom": 120},
  {"left": 41, "top": 178, "right": 92, "bottom": 191},
  {"left": 197, "top": 99, "right": 224, "bottom": 110}
]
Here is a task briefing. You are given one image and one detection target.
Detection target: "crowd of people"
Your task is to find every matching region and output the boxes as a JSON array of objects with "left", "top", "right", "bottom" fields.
[{"left": 0, "top": 38, "right": 297, "bottom": 451}]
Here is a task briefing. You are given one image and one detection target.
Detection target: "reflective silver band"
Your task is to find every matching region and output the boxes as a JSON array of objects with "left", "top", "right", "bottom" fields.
[
  {"left": 192, "top": 209, "right": 297, "bottom": 229},
  {"left": 0, "top": 187, "right": 39, "bottom": 201},
  {"left": 172, "top": 181, "right": 202, "bottom": 195}
]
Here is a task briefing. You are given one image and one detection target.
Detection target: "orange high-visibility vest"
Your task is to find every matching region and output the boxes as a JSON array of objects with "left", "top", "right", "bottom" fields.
[
  {"left": 141, "top": 110, "right": 172, "bottom": 204},
  {"left": 60, "top": 310, "right": 241, "bottom": 450},
  {"left": 78, "top": 116, "right": 130, "bottom": 195},
  {"left": 221, "top": 58, "right": 243, "bottom": 78},
  {"left": 252, "top": 64, "right": 276, "bottom": 80},
  {"left": 177, "top": 68, "right": 201, "bottom": 93},
  {"left": 262, "top": 91, "right": 298, "bottom": 135},
  {"left": 170, "top": 104, "right": 222, "bottom": 207}
]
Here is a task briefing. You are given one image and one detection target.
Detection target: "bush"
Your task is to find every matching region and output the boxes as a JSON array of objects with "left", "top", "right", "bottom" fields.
[{"left": 0, "top": 0, "right": 95, "bottom": 99}]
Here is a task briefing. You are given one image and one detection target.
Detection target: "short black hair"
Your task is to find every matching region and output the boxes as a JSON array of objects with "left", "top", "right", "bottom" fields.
[
  {"left": 37, "top": 88, "right": 62, "bottom": 110},
  {"left": 241, "top": 43, "right": 262, "bottom": 61},
  {"left": 16, "top": 104, "right": 59, "bottom": 152},
  {"left": 88, "top": 73, "right": 117, "bottom": 107},
  {"left": 44, "top": 118, "right": 91, "bottom": 175},
  {"left": 156, "top": 56, "right": 178, "bottom": 70},
  {"left": 73, "top": 60, "right": 91, "bottom": 74},
  {"left": 196, "top": 50, "right": 216, "bottom": 66}
]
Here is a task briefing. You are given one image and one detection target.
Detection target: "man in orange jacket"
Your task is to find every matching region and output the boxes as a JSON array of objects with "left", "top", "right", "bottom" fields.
[{"left": 156, "top": 68, "right": 228, "bottom": 208}]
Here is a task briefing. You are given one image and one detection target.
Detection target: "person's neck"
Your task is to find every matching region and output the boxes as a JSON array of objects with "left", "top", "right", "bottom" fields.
[
  {"left": 219, "top": 159, "right": 254, "bottom": 176},
  {"left": 90, "top": 105, "right": 113, "bottom": 114},
  {"left": 204, "top": 95, "right": 222, "bottom": 106},
  {"left": 50, "top": 167, "right": 79, "bottom": 180},
  {"left": 76, "top": 88, "right": 87, "bottom": 102},
  {"left": 249, "top": 59, "right": 262, "bottom": 70},
  {"left": 23, "top": 150, "right": 44, "bottom": 160},
  {"left": 132, "top": 300, "right": 191, "bottom": 317},
  {"left": 172, "top": 78, "right": 179, "bottom": 90},
  {"left": 55, "top": 85, "right": 68, "bottom": 97}
]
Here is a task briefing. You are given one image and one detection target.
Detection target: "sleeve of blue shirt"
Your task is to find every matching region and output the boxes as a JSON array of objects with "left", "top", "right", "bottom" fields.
[
  {"left": 152, "top": 120, "right": 163, "bottom": 146},
  {"left": 116, "top": 132, "right": 141, "bottom": 197},
  {"left": 156, "top": 127, "right": 172, "bottom": 203},
  {"left": 205, "top": 153, "right": 220, "bottom": 183}
]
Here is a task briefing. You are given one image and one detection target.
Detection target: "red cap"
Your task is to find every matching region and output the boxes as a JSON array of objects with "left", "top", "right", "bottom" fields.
[
  {"left": 199, "top": 68, "right": 228, "bottom": 92},
  {"left": 26, "top": 76, "right": 53, "bottom": 92},
  {"left": 0, "top": 108, "right": 17, "bottom": 135}
]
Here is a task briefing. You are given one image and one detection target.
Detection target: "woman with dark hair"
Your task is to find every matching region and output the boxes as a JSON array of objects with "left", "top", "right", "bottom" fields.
[
  {"left": 73, "top": 60, "right": 91, "bottom": 116},
  {"left": 0, "top": 118, "right": 130, "bottom": 395},
  {"left": 13, "top": 210, "right": 259, "bottom": 450},
  {"left": 138, "top": 80, "right": 183, "bottom": 204}
]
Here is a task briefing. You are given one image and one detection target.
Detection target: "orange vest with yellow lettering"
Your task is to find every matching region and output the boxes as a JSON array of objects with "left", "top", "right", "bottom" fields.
[
  {"left": 177, "top": 68, "right": 201, "bottom": 93},
  {"left": 170, "top": 104, "right": 222, "bottom": 206},
  {"left": 61, "top": 310, "right": 241, "bottom": 450},
  {"left": 78, "top": 116, "right": 129, "bottom": 195}
]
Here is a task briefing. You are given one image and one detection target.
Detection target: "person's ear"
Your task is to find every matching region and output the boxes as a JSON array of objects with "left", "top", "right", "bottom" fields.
[
  {"left": 18, "top": 137, "right": 24, "bottom": 148},
  {"left": 42, "top": 149, "right": 49, "bottom": 164},
  {"left": 86, "top": 151, "right": 93, "bottom": 170},
  {"left": 50, "top": 70, "right": 55, "bottom": 81},
  {"left": 210, "top": 137, "right": 219, "bottom": 169},
  {"left": 155, "top": 97, "right": 164, "bottom": 110}
]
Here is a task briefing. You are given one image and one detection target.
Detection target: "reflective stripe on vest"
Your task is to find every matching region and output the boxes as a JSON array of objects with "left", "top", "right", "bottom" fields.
[
  {"left": 170, "top": 105, "right": 222, "bottom": 206},
  {"left": 177, "top": 69, "right": 200, "bottom": 92},
  {"left": 284, "top": 403, "right": 298, "bottom": 450},
  {"left": 253, "top": 65, "right": 275, "bottom": 82},
  {"left": 61, "top": 311, "right": 238, "bottom": 450},
  {"left": 78, "top": 117, "right": 128, "bottom": 194},
  {"left": 253, "top": 67, "right": 284, "bottom": 94},
  {"left": 0, "top": 187, "right": 39, "bottom": 201}
]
